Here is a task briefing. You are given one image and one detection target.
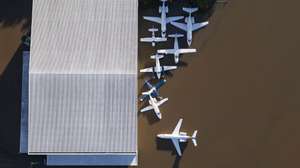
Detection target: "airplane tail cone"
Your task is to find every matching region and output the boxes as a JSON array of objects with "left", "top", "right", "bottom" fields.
[{"left": 192, "top": 130, "right": 198, "bottom": 146}]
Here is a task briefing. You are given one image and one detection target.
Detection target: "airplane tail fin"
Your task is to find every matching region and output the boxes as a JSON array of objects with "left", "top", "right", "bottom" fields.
[
  {"left": 150, "top": 54, "right": 164, "bottom": 60},
  {"left": 192, "top": 130, "right": 198, "bottom": 146},
  {"left": 168, "top": 34, "right": 184, "bottom": 38},
  {"left": 183, "top": 7, "right": 198, "bottom": 14}
]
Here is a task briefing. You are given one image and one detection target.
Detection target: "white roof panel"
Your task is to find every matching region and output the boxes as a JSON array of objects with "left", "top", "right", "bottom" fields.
[{"left": 30, "top": 0, "right": 137, "bottom": 74}]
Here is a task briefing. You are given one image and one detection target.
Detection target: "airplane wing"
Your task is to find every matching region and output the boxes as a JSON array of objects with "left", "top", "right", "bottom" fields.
[
  {"left": 140, "top": 37, "right": 154, "bottom": 42},
  {"left": 145, "top": 81, "right": 153, "bottom": 89},
  {"left": 157, "top": 49, "right": 176, "bottom": 54},
  {"left": 163, "top": 66, "right": 177, "bottom": 71},
  {"left": 172, "top": 118, "right": 183, "bottom": 135},
  {"left": 178, "top": 48, "right": 197, "bottom": 54},
  {"left": 157, "top": 97, "right": 168, "bottom": 107},
  {"left": 171, "top": 22, "right": 187, "bottom": 31},
  {"left": 192, "top": 21, "right": 209, "bottom": 31},
  {"left": 171, "top": 139, "right": 182, "bottom": 156},
  {"left": 140, "top": 68, "right": 153, "bottom": 73},
  {"left": 154, "top": 37, "right": 167, "bottom": 42},
  {"left": 140, "top": 105, "right": 154, "bottom": 112},
  {"left": 166, "top": 16, "right": 184, "bottom": 23},
  {"left": 143, "top": 16, "right": 162, "bottom": 24}
]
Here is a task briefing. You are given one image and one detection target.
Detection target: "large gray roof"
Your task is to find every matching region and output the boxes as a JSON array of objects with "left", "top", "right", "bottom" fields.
[{"left": 28, "top": 0, "right": 137, "bottom": 155}]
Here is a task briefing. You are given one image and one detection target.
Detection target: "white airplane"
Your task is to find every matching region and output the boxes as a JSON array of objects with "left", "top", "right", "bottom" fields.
[
  {"left": 157, "top": 34, "right": 196, "bottom": 64},
  {"left": 140, "top": 79, "right": 166, "bottom": 101},
  {"left": 140, "top": 93, "right": 168, "bottom": 120},
  {"left": 140, "top": 27, "right": 167, "bottom": 47},
  {"left": 171, "top": 7, "right": 209, "bottom": 46},
  {"left": 157, "top": 118, "right": 198, "bottom": 156},
  {"left": 143, "top": 0, "right": 184, "bottom": 37},
  {"left": 140, "top": 54, "right": 177, "bottom": 79}
]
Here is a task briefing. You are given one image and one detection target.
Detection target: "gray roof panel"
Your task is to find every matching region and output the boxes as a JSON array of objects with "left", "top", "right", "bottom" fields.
[{"left": 28, "top": 0, "right": 138, "bottom": 155}]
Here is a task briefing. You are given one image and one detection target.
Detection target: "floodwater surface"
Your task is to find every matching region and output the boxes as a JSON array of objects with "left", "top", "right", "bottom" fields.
[{"left": 138, "top": 0, "right": 300, "bottom": 168}]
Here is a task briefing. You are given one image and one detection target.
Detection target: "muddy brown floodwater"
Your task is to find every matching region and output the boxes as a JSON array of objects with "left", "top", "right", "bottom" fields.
[
  {"left": 138, "top": 0, "right": 300, "bottom": 168},
  {"left": 1, "top": 0, "right": 300, "bottom": 167}
]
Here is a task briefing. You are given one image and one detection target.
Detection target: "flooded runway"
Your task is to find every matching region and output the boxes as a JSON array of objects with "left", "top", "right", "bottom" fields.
[{"left": 138, "top": 0, "right": 300, "bottom": 167}]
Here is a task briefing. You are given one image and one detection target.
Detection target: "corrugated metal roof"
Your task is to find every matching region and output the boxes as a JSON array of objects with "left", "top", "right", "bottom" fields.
[
  {"left": 28, "top": 0, "right": 137, "bottom": 155},
  {"left": 30, "top": 0, "right": 137, "bottom": 74}
]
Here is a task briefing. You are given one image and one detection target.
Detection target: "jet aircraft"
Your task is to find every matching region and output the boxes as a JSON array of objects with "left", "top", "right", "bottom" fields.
[
  {"left": 157, "top": 118, "right": 198, "bottom": 156},
  {"left": 140, "top": 79, "right": 167, "bottom": 101},
  {"left": 140, "top": 54, "right": 177, "bottom": 79},
  {"left": 157, "top": 34, "right": 196, "bottom": 64},
  {"left": 140, "top": 93, "right": 168, "bottom": 120},
  {"left": 171, "top": 7, "right": 209, "bottom": 46},
  {"left": 140, "top": 27, "right": 167, "bottom": 47},
  {"left": 143, "top": 0, "right": 183, "bottom": 37}
]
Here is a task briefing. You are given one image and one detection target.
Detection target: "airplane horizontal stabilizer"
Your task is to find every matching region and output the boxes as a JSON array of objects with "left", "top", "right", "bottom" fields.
[
  {"left": 148, "top": 28, "right": 159, "bottom": 32},
  {"left": 183, "top": 7, "right": 198, "bottom": 14},
  {"left": 192, "top": 130, "right": 198, "bottom": 146},
  {"left": 168, "top": 34, "right": 184, "bottom": 38}
]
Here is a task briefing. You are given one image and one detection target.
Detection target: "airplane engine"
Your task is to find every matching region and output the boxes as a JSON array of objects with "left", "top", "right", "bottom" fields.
[
  {"left": 159, "top": 6, "right": 162, "bottom": 13},
  {"left": 166, "top": 6, "right": 169, "bottom": 13},
  {"left": 185, "top": 17, "right": 188, "bottom": 23},
  {"left": 180, "top": 139, "right": 187, "bottom": 142}
]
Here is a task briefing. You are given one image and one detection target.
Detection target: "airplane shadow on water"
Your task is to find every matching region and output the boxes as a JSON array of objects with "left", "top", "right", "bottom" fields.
[{"left": 155, "top": 138, "right": 189, "bottom": 168}]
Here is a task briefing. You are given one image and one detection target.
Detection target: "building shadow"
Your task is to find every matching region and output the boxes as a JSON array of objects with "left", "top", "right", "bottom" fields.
[
  {"left": 0, "top": 0, "right": 32, "bottom": 31},
  {"left": 0, "top": 46, "right": 32, "bottom": 167}
]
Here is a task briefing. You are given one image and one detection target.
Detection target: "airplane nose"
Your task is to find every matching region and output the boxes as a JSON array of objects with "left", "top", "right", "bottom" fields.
[
  {"left": 188, "top": 40, "right": 192, "bottom": 46},
  {"left": 157, "top": 134, "right": 163, "bottom": 138},
  {"left": 162, "top": 32, "right": 166, "bottom": 38}
]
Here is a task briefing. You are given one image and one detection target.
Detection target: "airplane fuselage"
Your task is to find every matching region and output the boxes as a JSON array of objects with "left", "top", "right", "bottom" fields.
[
  {"left": 154, "top": 57, "right": 163, "bottom": 79},
  {"left": 160, "top": 2, "right": 167, "bottom": 37},
  {"left": 173, "top": 37, "right": 180, "bottom": 63},
  {"left": 157, "top": 133, "right": 191, "bottom": 142},
  {"left": 186, "top": 15, "right": 193, "bottom": 46},
  {"left": 148, "top": 96, "right": 162, "bottom": 119}
]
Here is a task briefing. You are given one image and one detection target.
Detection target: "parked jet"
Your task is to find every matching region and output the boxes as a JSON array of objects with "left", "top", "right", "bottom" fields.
[
  {"left": 140, "top": 27, "right": 167, "bottom": 47},
  {"left": 157, "top": 118, "right": 198, "bottom": 156},
  {"left": 157, "top": 34, "right": 196, "bottom": 64},
  {"left": 140, "top": 54, "right": 177, "bottom": 79},
  {"left": 171, "top": 7, "right": 209, "bottom": 46},
  {"left": 143, "top": 0, "right": 183, "bottom": 37},
  {"left": 140, "top": 93, "right": 168, "bottom": 120},
  {"left": 140, "top": 79, "right": 167, "bottom": 101}
]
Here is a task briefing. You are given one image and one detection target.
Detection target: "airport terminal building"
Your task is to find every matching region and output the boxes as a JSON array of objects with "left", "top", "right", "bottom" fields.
[{"left": 20, "top": 0, "right": 138, "bottom": 166}]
